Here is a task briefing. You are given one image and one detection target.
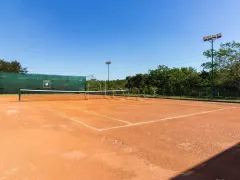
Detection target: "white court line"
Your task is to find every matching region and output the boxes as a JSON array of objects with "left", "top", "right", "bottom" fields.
[
  {"left": 57, "top": 104, "right": 132, "bottom": 125},
  {"left": 43, "top": 107, "right": 101, "bottom": 132},
  {"left": 123, "top": 97, "right": 240, "bottom": 106},
  {"left": 86, "top": 98, "right": 223, "bottom": 108},
  {"left": 125, "top": 100, "right": 238, "bottom": 107},
  {"left": 99, "top": 106, "right": 237, "bottom": 132}
]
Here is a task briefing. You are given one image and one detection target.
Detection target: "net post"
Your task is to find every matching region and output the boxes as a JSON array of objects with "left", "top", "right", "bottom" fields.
[
  {"left": 104, "top": 81, "right": 107, "bottom": 97},
  {"left": 124, "top": 90, "right": 128, "bottom": 99},
  {"left": 18, "top": 89, "right": 21, "bottom": 101},
  {"left": 111, "top": 90, "right": 115, "bottom": 99}
]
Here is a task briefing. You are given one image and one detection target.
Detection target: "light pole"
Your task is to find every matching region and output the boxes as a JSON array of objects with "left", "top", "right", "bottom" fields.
[
  {"left": 203, "top": 33, "right": 222, "bottom": 99},
  {"left": 105, "top": 61, "right": 111, "bottom": 90}
]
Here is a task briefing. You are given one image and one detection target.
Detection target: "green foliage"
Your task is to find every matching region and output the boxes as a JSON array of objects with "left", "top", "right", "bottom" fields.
[
  {"left": 202, "top": 41, "right": 240, "bottom": 70},
  {"left": 86, "top": 79, "right": 127, "bottom": 91},
  {"left": 86, "top": 80, "right": 104, "bottom": 91},
  {"left": 0, "top": 59, "right": 28, "bottom": 74},
  {"left": 126, "top": 66, "right": 204, "bottom": 96},
  {"left": 229, "top": 62, "right": 240, "bottom": 81},
  {"left": 123, "top": 41, "right": 240, "bottom": 99},
  {"left": 109, "top": 79, "right": 126, "bottom": 90},
  {"left": 126, "top": 74, "right": 148, "bottom": 89}
]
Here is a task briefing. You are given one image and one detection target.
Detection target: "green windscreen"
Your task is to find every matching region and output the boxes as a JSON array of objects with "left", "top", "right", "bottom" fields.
[{"left": 0, "top": 72, "right": 86, "bottom": 94}]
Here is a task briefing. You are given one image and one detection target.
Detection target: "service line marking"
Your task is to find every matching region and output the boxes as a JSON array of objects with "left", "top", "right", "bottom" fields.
[
  {"left": 54, "top": 104, "right": 132, "bottom": 125},
  {"left": 122, "top": 97, "right": 240, "bottom": 107},
  {"left": 99, "top": 106, "right": 237, "bottom": 132},
  {"left": 43, "top": 107, "right": 101, "bottom": 132}
]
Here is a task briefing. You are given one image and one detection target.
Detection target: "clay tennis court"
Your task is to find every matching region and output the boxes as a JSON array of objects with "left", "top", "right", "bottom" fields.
[{"left": 0, "top": 95, "right": 239, "bottom": 180}]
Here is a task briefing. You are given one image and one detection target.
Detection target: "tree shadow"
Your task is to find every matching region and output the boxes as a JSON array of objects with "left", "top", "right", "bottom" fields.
[{"left": 171, "top": 142, "right": 240, "bottom": 180}]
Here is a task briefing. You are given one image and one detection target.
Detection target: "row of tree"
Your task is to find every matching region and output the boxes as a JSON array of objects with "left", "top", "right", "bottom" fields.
[
  {"left": 86, "top": 41, "right": 239, "bottom": 98},
  {"left": 86, "top": 79, "right": 126, "bottom": 91},
  {"left": 0, "top": 59, "right": 28, "bottom": 74},
  {"left": 125, "top": 41, "right": 240, "bottom": 98}
]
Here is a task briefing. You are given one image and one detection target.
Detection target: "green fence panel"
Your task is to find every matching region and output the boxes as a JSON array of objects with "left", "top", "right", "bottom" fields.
[{"left": 0, "top": 72, "right": 86, "bottom": 94}]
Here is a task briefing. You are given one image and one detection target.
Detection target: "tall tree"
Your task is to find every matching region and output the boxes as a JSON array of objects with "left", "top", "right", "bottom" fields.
[
  {"left": 0, "top": 59, "right": 28, "bottom": 74},
  {"left": 202, "top": 41, "right": 240, "bottom": 70},
  {"left": 202, "top": 41, "right": 240, "bottom": 90}
]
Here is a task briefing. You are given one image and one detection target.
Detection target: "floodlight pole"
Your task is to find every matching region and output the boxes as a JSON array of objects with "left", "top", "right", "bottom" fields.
[
  {"left": 211, "top": 39, "right": 214, "bottom": 99},
  {"left": 105, "top": 61, "right": 111, "bottom": 90},
  {"left": 203, "top": 33, "right": 222, "bottom": 100},
  {"left": 108, "top": 64, "right": 109, "bottom": 89}
]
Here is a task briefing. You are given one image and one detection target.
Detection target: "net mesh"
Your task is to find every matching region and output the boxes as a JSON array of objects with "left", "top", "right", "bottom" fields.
[{"left": 19, "top": 89, "right": 128, "bottom": 102}]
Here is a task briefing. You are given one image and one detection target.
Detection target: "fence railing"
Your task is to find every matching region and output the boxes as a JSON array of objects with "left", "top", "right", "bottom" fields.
[{"left": 127, "top": 87, "right": 240, "bottom": 100}]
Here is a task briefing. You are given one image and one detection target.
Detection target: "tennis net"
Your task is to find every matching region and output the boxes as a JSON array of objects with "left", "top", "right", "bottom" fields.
[{"left": 18, "top": 89, "right": 128, "bottom": 102}]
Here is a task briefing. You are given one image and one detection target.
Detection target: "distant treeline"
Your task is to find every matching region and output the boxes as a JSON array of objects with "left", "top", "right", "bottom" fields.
[{"left": 88, "top": 41, "right": 240, "bottom": 98}]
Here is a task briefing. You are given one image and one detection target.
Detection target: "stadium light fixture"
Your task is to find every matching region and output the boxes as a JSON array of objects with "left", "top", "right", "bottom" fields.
[
  {"left": 105, "top": 61, "right": 111, "bottom": 90},
  {"left": 203, "top": 33, "right": 222, "bottom": 99}
]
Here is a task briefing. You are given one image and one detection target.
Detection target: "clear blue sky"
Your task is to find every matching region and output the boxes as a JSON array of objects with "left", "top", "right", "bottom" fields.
[{"left": 0, "top": 0, "right": 240, "bottom": 80}]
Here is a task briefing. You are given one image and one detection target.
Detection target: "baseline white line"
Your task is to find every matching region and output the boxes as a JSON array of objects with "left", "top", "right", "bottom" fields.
[
  {"left": 99, "top": 107, "right": 237, "bottom": 132},
  {"left": 56, "top": 104, "right": 132, "bottom": 125},
  {"left": 127, "top": 100, "right": 237, "bottom": 108},
  {"left": 43, "top": 107, "right": 101, "bottom": 132},
  {"left": 123, "top": 97, "right": 240, "bottom": 107}
]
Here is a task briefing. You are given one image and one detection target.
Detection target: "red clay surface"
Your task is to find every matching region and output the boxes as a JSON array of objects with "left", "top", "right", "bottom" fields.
[{"left": 0, "top": 95, "right": 239, "bottom": 180}]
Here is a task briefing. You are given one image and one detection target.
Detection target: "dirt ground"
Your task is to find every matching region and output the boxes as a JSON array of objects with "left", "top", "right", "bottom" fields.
[{"left": 0, "top": 95, "right": 239, "bottom": 180}]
